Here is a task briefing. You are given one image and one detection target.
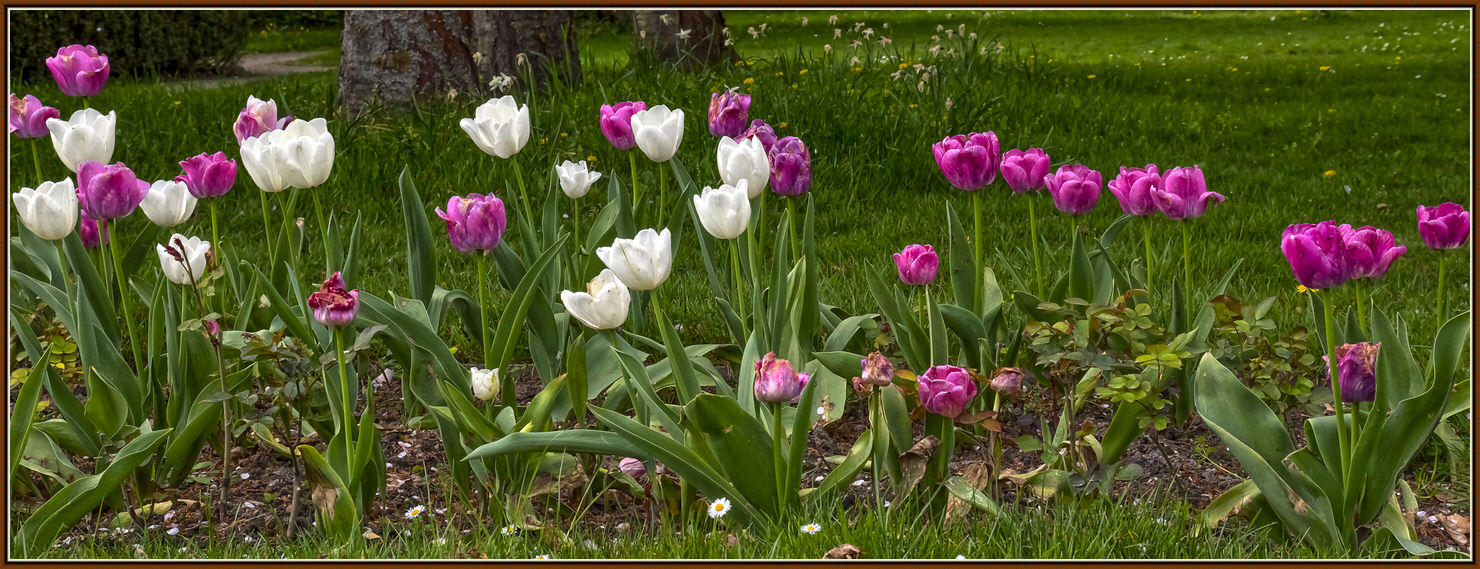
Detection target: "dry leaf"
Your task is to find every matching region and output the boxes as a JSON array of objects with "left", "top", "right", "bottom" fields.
[
  {"left": 1439, "top": 513, "right": 1470, "bottom": 549},
  {"left": 823, "top": 544, "right": 862, "bottom": 559},
  {"left": 897, "top": 435, "right": 939, "bottom": 497},
  {"left": 725, "top": 533, "right": 739, "bottom": 547},
  {"left": 363, "top": 530, "right": 381, "bottom": 540},
  {"left": 311, "top": 486, "right": 338, "bottom": 518},
  {"left": 944, "top": 463, "right": 994, "bottom": 524}
]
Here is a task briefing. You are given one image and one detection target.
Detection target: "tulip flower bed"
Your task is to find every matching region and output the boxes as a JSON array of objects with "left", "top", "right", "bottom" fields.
[{"left": 8, "top": 9, "right": 1474, "bottom": 560}]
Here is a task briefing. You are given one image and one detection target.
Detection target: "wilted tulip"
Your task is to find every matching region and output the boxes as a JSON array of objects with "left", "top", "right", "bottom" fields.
[
  {"left": 461, "top": 96, "right": 530, "bottom": 159},
  {"left": 156, "top": 234, "right": 211, "bottom": 286},
  {"left": 1326, "top": 342, "right": 1379, "bottom": 403},
  {"left": 46, "top": 45, "right": 109, "bottom": 98},
  {"left": 556, "top": 160, "right": 603, "bottom": 199},
  {"left": 989, "top": 367, "right": 1026, "bottom": 398},
  {"left": 239, "top": 118, "right": 336, "bottom": 192},
  {"left": 79, "top": 212, "right": 107, "bottom": 248},
  {"left": 8, "top": 94, "right": 60, "bottom": 138},
  {"left": 178, "top": 152, "right": 237, "bottom": 199},
  {"left": 708, "top": 90, "right": 751, "bottom": 138},
  {"left": 596, "top": 228, "right": 673, "bottom": 290},
  {"left": 308, "top": 271, "right": 360, "bottom": 327},
  {"left": 739, "top": 119, "right": 778, "bottom": 154},
  {"left": 768, "top": 136, "right": 812, "bottom": 196},
  {"left": 599, "top": 101, "right": 646, "bottom": 150},
  {"left": 754, "top": 352, "right": 804, "bottom": 404},
  {"left": 436, "top": 193, "right": 507, "bottom": 253},
  {"left": 999, "top": 148, "right": 1050, "bottom": 193},
  {"left": 931, "top": 132, "right": 1000, "bottom": 191},
  {"left": 631, "top": 105, "right": 685, "bottom": 162},
  {"left": 1044, "top": 164, "right": 1102, "bottom": 215},
  {"left": 716, "top": 136, "right": 769, "bottom": 197},
  {"left": 1339, "top": 225, "right": 1405, "bottom": 280},
  {"left": 76, "top": 160, "right": 148, "bottom": 220},
  {"left": 46, "top": 108, "right": 115, "bottom": 172},
  {"left": 470, "top": 367, "right": 500, "bottom": 402},
  {"left": 692, "top": 181, "right": 751, "bottom": 239},
  {"left": 1281, "top": 221, "right": 1351, "bottom": 290},
  {"left": 561, "top": 269, "right": 631, "bottom": 330},
  {"left": 893, "top": 244, "right": 938, "bottom": 286},
  {"left": 1416, "top": 202, "right": 1470, "bottom": 250},
  {"left": 140, "top": 180, "right": 199, "bottom": 227},
  {"left": 917, "top": 365, "right": 978, "bottom": 418},
  {"left": 618, "top": 457, "right": 647, "bottom": 480},
  {"left": 233, "top": 96, "right": 292, "bottom": 145},
  {"left": 12, "top": 179, "right": 79, "bottom": 240},
  {"left": 858, "top": 351, "right": 895, "bottom": 389},
  {"left": 1150, "top": 166, "right": 1224, "bottom": 220},
  {"left": 1107, "top": 164, "right": 1161, "bottom": 216}
]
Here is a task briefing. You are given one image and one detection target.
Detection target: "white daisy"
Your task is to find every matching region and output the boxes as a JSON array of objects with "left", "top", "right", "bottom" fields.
[
  {"left": 501, "top": 524, "right": 519, "bottom": 536},
  {"left": 800, "top": 523, "right": 821, "bottom": 535},
  {"left": 534, "top": 554, "right": 551, "bottom": 559},
  {"left": 708, "top": 497, "right": 731, "bottom": 519},
  {"left": 405, "top": 505, "right": 425, "bottom": 519}
]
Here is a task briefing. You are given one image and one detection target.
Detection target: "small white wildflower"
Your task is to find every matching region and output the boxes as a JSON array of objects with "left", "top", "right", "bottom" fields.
[
  {"left": 405, "top": 505, "right": 426, "bottom": 519},
  {"left": 801, "top": 523, "right": 821, "bottom": 535},
  {"left": 501, "top": 524, "right": 519, "bottom": 536},
  {"left": 166, "top": 527, "right": 180, "bottom": 536},
  {"left": 240, "top": 473, "right": 249, "bottom": 480},
  {"left": 676, "top": 29, "right": 692, "bottom": 40},
  {"left": 708, "top": 497, "right": 732, "bottom": 519},
  {"left": 534, "top": 554, "right": 551, "bottom": 559}
]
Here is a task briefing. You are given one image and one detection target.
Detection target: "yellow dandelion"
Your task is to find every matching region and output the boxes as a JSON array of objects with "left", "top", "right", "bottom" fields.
[
  {"left": 1324, "top": 170, "right": 1337, "bottom": 177},
  {"left": 743, "top": 77, "right": 755, "bottom": 84},
  {"left": 799, "top": 69, "right": 809, "bottom": 74},
  {"left": 586, "top": 155, "right": 598, "bottom": 162},
  {"left": 1296, "top": 285, "right": 1312, "bottom": 294},
  {"left": 1319, "top": 65, "right": 1331, "bottom": 71},
  {"left": 775, "top": 71, "right": 784, "bottom": 76},
  {"left": 790, "top": 83, "right": 798, "bottom": 89},
  {"left": 1087, "top": 74, "right": 1097, "bottom": 79},
  {"left": 898, "top": 62, "right": 908, "bottom": 70},
  {"left": 778, "top": 122, "right": 788, "bottom": 128}
]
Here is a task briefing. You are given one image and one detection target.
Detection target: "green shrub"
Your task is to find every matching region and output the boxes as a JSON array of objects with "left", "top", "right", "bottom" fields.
[{"left": 9, "top": 10, "right": 250, "bottom": 83}]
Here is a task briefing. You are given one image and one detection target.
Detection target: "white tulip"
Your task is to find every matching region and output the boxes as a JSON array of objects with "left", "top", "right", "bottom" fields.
[
  {"left": 716, "top": 136, "right": 769, "bottom": 197},
  {"left": 692, "top": 181, "right": 751, "bottom": 240},
  {"left": 46, "top": 108, "right": 115, "bottom": 172},
  {"left": 156, "top": 234, "right": 211, "bottom": 286},
  {"left": 460, "top": 96, "right": 530, "bottom": 159},
  {"left": 561, "top": 269, "right": 631, "bottom": 330},
  {"left": 239, "top": 117, "right": 336, "bottom": 193},
  {"left": 556, "top": 160, "right": 603, "bottom": 199},
  {"left": 630, "top": 105, "right": 685, "bottom": 163},
  {"left": 470, "top": 367, "right": 500, "bottom": 402},
  {"left": 12, "top": 179, "right": 79, "bottom": 240},
  {"left": 596, "top": 228, "right": 672, "bottom": 291},
  {"left": 139, "top": 180, "right": 199, "bottom": 227}
]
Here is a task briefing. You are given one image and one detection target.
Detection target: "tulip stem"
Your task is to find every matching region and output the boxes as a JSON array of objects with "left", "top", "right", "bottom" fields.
[
  {"left": 335, "top": 327, "right": 355, "bottom": 468},
  {"left": 478, "top": 252, "right": 493, "bottom": 368},
  {"left": 1142, "top": 220, "right": 1153, "bottom": 290},
  {"left": 106, "top": 219, "right": 144, "bottom": 371},
  {"left": 312, "top": 190, "right": 329, "bottom": 275},
  {"left": 1323, "top": 291, "right": 1351, "bottom": 499},
  {"left": 1181, "top": 222, "right": 1193, "bottom": 331},
  {"left": 1354, "top": 280, "right": 1368, "bottom": 335},
  {"left": 972, "top": 190, "right": 984, "bottom": 308},
  {"left": 31, "top": 138, "right": 44, "bottom": 185},
  {"left": 1028, "top": 197, "right": 1044, "bottom": 297},
  {"left": 629, "top": 152, "right": 640, "bottom": 222},
  {"left": 54, "top": 241, "right": 73, "bottom": 307},
  {"left": 1436, "top": 254, "right": 1446, "bottom": 334},
  {"left": 785, "top": 198, "right": 800, "bottom": 261},
  {"left": 258, "top": 191, "right": 274, "bottom": 264},
  {"left": 730, "top": 239, "right": 746, "bottom": 322},
  {"left": 658, "top": 161, "right": 668, "bottom": 223},
  {"left": 771, "top": 401, "right": 787, "bottom": 517}
]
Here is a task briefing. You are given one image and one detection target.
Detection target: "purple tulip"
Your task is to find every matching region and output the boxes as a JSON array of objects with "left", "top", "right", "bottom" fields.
[
  {"left": 768, "top": 136, "right": 812, "bottom": 196},
  {"left": 1325, "top": 342, "right": 1379, "bottom": 403},
  {"left": 8, "top": 94, "right": 60, "bottom": 138},
  {"left": 932, "top": 132, "right": 1000, "bottom": 191},
  {"left": 989, "top": 367, "right": 1027, "bottom": 397},
  {"left": 790, "top": 372, "right": 812, "bottom": 404},
  {"left": 1150, "top": 165, "right": 1224, "bottom": 220},
  {"left": 79, "top": 212, "right": 108, "bottom": 249},
  {"left": 75, "top": 160, "right": 149, "bottom": 220},
  {"left": 1107, "top": 164, "right": 1161, "bottom": 216},
  {"left": 1044, "top": 164, "right": 1102, "bottom": 215},
  {"left": 739, "top": 119, "right": 778, "bottom": 154},
  {"left": 177, "top": 152, "right": 238, "bottom": 199},
  {"left": 893, "top": 244, "right": 939, "bottom": 286},
  {"left": 618, "top": 457, "right": 647, "bottom": 480},
  {"left": 46, "top": 45, "right": 110, "bottom": 98},
  {"left": 1281, "top": 221, "right": 1351, "bottom": 290},
  {"left": 1339, "top": 224, "right": 1405, "bottom": 280},
  {"left": 999, "top": 148, "right": 1051, "bottom": 193},
  {"left": 917, "top": 365, "right": 978, "bottom": 418},
  {"left": 857, "top": 351, "right": 895, "bottom": 389},
  {"left": 308, "top": 271, "right": 360, "bottom": 327},
  {"left": 233, "top": 96, "right": 292, "bottom": 144},
  {"left": 1416, "top": 202, "right": 1470, "bottom": 250},
  {"left": 708, "top": 91, "right": 751, "bottom": 138},
  {"left": 436, "top": 193, "right": 508, "bottom": 253},
  {"left": 599, "top": 101, "right": 646, "bottom": 150},
  {"left": 754, "top": 352, "right": 805, "bottom": 404}
]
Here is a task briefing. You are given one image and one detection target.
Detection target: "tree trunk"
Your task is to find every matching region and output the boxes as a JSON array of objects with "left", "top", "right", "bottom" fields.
[
  {"left": 631, "top": 10, "right": 735, "bottom": 69},
  {"left": 339, "top": 10, "right": 579, "bottom": 113}
]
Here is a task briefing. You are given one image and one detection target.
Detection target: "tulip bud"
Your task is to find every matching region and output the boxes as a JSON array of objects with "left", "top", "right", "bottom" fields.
[
  {"left": 716, "top": 136, "right": 769, "bottom": 197},
  {"left": 999, "top": 148, "right": 1050, "bottom": 193},
  {"left": 233, "top": 96, "right": 291, "bottom": 144},
  {"left": 631, "top": 105, "right": 685, "bottom": 163},
  {"left": 754, "top": 352, "right": 804, "bottom": 404},
  {"left": 1325, "top": 342, "right": 1378, "bottom": 403},
  {"left": 596, "top": 228, "right": 673, "bottom": 291},
  {"left": 561, "top": 269, "right": 632, "bottom": 330},
  {"left": 470, "top": 367, "right": 500, "bottom": 402},
  {"left": 917, "top": 365, "right": 978, "bottom": 418},
  {"left": 12, "top": 179, "right": 79, "bottom": 240},
  {"left": 79, "top": 212, "right": 108, "bottom": 248},
  {"left": 556, "top": 160, "right": 603, "bottom": 199},
  {"left": 931, "top": 132, "right": 1000, "bottom": 191},
  {"left": 1107, "top": 164, "right": 1161, "bottom": 216},
  {"left": 768, "top": 136, "right": 812, "bottom": 196},
  {"left": 140, "top": 180, "right": 199, "bottom": 227},
  {"left": 1339, "top": 224, "right": 1405, "bottom": 280},
  {"left": 739, "top": 119, "right": 778, "bottom": 154},
  {"left": 178, "top": 152, "right": 237, "bottom": 199},
  {"left": 599, "top": 101, "right": 646, "bottom": 150},
  {"left": 46, "top": 45, "right": 110, "bottom": 98},
  {"left": 693, "top": 181, "right": 751, "bottom": 240},
  {"left": 619, "top": 457, "right": 648, "bottom": 480},
  {"left": 893, "top": 244, "right": 939, "bottom": 286},
  {"left": 1416, "top": 202, "right": 1470, "bottom": 250},
  {"left": 46, "top": 108, "right": 116, "bottom": 172},
  {"left": 460, "top": 96, "right": 531, "bottom": 159},
  {"left": 436, "top": 193, "right": 507, "bottom": 253},
  {"left": 308, "top": 272, "right": 360, "bottom": 327},
  {"left": 708, "top": 91, "right": 752, "bottom": 138},
  {"left": 156, "top": 234, "right": 212, "bottom": 286},
  {"left": 76, "top": 160, "right": 149, "bottom": 220},
  {"left": 1044, "top": 164, "right": 1102, "bottom": 215},
  {"left": 1280, "top": 221, "right": 1351, "bottom": 290},
  {"left": 8, "top": 94, "right": 60, "bottom": 138},
  {"left": 858, "top": 351, "right": 895, "bottom": 388},
  {"left": 239, "top": 118, "right": 335, "bottom": 192},
  {"left": 1150, "top": 165, "right": 1224, "bottom": 220},
  {"left": 989, "top": 367, "right": 1026, "bottom": 398}
]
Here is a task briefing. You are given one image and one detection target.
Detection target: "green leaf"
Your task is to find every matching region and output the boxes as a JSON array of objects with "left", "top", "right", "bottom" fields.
[
  {"left": 565, "top": 331, "right": 589, "bottom": 423},
  {"left": 823, "top": 313, "right": 878, "bottom": 353},
  {"left": 684, "top": 393, "right": 780, "bottom": 517},
  {"left": 17, "top": 428, "right": 171, "bottom": 556},
  {"left": 491, "top": 235, "right": 569, "bottom": 406},
  {"left": 945, "top": 201, "right": 979, "bottom": 313},
  {"left": 10, "top": 346, "right": 54, "bottom": 485},
  {"left": 1197, "top": 479, "right": 1261, "bottom": 532},
  {"left": 810, "top": 427, "right": 872, "bottom": 504},
  {"left": 465, "top": 429, "right": 644, "bottom": 461},
  {"left": 398, "top": 167, "right": 437, "bottom": 306},
  {"left": 944, "top": 475, "right": 1003, "bottom": 517},
  {"left": 1068, "top": 232, "right": 1093, "bottom": 302},
  {"left": 655, "top": 304, "right": 701, "bottom": 402},
  {"left": 297, "top": 444, "right": 360, "bottom": 541}
]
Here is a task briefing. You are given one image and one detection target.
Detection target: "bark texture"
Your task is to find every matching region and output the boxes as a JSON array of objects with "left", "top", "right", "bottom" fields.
[
  {"left": 339, "top": 10, "right": 579, "bottom": 113},
  {"left": 631, "top": 10, "right": 735, "bottom": 69}
]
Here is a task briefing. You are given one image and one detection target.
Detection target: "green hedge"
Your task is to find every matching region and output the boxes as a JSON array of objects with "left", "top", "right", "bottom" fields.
[{"left": 10, "top": 10, "right": 250, "bottom": 82}]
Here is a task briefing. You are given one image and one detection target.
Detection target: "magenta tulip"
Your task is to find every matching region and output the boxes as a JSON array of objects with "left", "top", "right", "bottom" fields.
[
  {"left": 76, "top": 160, "right": 149, "bottom": 220},
  {"left": 233, "top": 96, "right": 293, "bottom": 144},
  {"left": 1044, "top": 164, "right": 1102, "bottom": 215},
  {"left": 79, "top": 212, "right": 108, "bottom": 248},
  {"left": 8, "top": 94, "right": 60, "bottom": 138},
  {"left": 932, "top": 132, "right": 1000, "bottom": 191},
  {"left": 1326, "top": 342, "right": 1378, "bottom": 403},
  {"left": 893, "top": 244, "right": 939, "bottom": 285},
  {"left": 768, "top": 136, "right": 812, "bottom": 196},
  {"left": 46, "top": 45, "right": 110, "bottom": 98},
  {"left": 177, "top": 152, "right": 238, "bottom": 199},
  {"left": 1107, "top": 164, "right": 1161, "bottom": 216},
  {"left": 1339, "top": 225, "right": 1405, "bottom": 280},
  {"left": 708, "top": 91, "right": 751, "bottom": 138},
  {"left": 436, "top": 193, "right": 508, "bottom": 253},
  {"left": 1416, "top": 203, "right": 1470, "bottom": 250},
  {"left": 1281, "top": 221, "right": 1351, "bottom": 290},
  {"left": 917, "top": 365, "right": 978, "bottom": 418},
  {"left": 1150, "top": 165, "right": 1224, "bottom": 220},
  {"left": 308, "top": 271, "right": 360, "bottom": 327},
  {"left": 739, "top": 119, "right": 778, "bottom": 154},
  {"left": 599, "top": 101, "right": 646, "bottom": 150},
  {"left": 999, "top": 148, "right": 1051, "bottom": 193},
  {"left": 754, "top": 352, "right": 805, "bottom": 404}
]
